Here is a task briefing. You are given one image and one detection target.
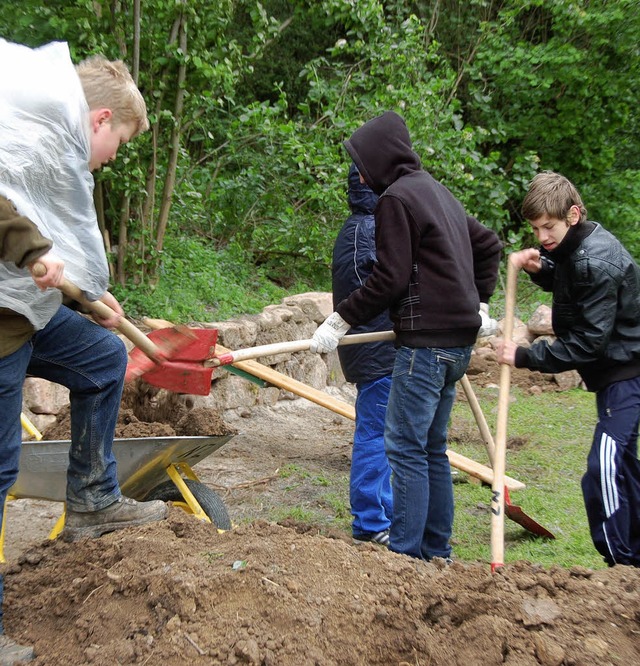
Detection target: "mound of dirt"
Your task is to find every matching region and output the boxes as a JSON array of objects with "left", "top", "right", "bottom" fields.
[
  {"left": 42, "top": 381, "right": 236, "bottom": 440},
  {"left": 4, "top": 510, "right": 639, "bottom": 665},
  {"left": 7, "top": 356, "right": 638, "bottom": 665}
]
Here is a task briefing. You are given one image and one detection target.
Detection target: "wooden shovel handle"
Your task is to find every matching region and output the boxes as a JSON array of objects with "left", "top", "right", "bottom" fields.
[
  {"left": 491, "top": 255, "right": 518, "bottom": 571},
  {"left": 459, "top": 374, "right": 496, "bottom": 465},
  {"left": 213, "top": 330, "right": 397, "bottom": 366},
  {"left": 31, "top": 262, "right": 163, "bottom": 361}
]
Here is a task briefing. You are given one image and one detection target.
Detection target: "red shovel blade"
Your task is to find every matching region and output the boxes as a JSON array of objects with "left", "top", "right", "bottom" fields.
[
  {"left": 146, "top": 328, "right": 218, "bottom": 361},
  {"left": 124, "top": 328, "right": 218, "bottom": 386},
  {"left": 124, "top": 326, "right": 198, "bottom": 382},
  {"left": 140, "top": 360, "right": 214, "bottom": 395},
  {"left": 504, "top": 488, "right": 555, "bottom": 539}
]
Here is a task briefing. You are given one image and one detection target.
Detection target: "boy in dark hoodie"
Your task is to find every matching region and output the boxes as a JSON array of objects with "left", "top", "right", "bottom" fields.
[
  {"left": 311, "top": 111, "right": 501, "bottom": 561},
  {"left": 333, "top": 164, "right": 395, "bottom": 546}
]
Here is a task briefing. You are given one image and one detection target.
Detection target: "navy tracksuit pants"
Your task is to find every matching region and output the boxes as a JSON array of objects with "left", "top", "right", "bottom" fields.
[{"left": 582, "top": 377, "right": 640, "bottom": 567}]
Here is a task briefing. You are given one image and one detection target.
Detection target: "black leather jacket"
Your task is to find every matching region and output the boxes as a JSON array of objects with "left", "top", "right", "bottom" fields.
[{"left": 515, "top": 221, "right": 640, "bottom": 391}]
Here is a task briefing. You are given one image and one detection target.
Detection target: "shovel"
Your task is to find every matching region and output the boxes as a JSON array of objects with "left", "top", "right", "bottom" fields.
[
  {"left": 459, "top": 374, "right": 554, "bottom": 539},
  {"left": 210, "top": 330, "right": 397, "bottom": 366},
  {"left": 220, "top": 330, "right": 553, "bottom": 537},
  {"left": 31, "top": 263, "right": 205, "bottom": 384},
  {"left": 490, "top": 256, "right": 518, "bottom": 571},
  {"left": 127, "top": 330, "right": 397, "bottom": 396}
]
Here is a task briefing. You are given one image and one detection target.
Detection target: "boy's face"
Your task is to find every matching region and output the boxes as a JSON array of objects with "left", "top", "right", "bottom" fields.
[
  {"left": 528, "top": 205, "right": 580, "bottom": 252},
  {"left": 89, "top": 109, "right": 136, "bottom": 171}
]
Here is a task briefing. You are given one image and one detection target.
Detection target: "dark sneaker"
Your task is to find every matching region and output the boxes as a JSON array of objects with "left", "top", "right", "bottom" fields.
[
  {"left": 0, "top": 634, "right": 34, "bottom": 665},
  {"left": 62, "top": 496, "right": 168, "bottom": 542},
  {"left": 353, "top": 529, "right": 390, "bottom": 547}
]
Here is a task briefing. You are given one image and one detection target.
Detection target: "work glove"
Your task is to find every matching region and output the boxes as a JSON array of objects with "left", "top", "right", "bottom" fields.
[
  {"left": 310, "top": 312, "right": 350, "bottom": 353},
  {"left": 478, "top": 303, "right": 498, "bottom": 338}
]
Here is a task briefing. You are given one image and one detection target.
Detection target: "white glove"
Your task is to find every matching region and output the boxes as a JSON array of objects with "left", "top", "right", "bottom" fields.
[
  {"left": 310, "top": 312, "right": 351, "bottom": 353},
  {"left": 478, "top": 303, "right": 498, "bottom": 338}
]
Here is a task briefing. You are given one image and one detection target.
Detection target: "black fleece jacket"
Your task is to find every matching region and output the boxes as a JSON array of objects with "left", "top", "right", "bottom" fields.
[{"left": 337, "top": 111, "right": 502, "bottom": 348}]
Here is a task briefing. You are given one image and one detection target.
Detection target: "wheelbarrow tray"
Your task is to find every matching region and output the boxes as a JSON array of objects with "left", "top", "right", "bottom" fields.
[{"left": 9, "top": 435, "right": 235, "bottom": 503}]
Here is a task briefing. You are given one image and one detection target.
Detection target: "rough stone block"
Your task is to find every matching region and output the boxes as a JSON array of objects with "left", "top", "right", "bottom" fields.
[
  {"left": 211, "top": 320, "right": 259, "bottom": 350},
  {"left": 283, "top": 292, "right": 333, "bottom": 323},
  {"left": 23, "top": 378, "right": 70, "bottom": 415},
  {"left": 528, "top": 304, "right": 554, "bottom": 336}
]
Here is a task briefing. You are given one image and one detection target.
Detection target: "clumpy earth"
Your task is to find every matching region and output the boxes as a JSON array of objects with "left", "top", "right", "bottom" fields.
[{"left": 3, "top": 353, "right": 639, "bottom": 665}]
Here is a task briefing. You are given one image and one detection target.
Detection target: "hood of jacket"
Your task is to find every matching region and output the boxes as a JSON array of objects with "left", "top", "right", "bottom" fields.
[
  {"left": 343, "top": 111, "right": 421, "bottom": 196},
  {"left": 347, "top": 162, "right": 378, "bottom": 215}
]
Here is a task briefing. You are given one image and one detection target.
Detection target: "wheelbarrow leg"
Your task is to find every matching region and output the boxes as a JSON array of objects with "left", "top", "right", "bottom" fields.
[
  {"left": 144, "top": 463, "right": 232, "bottom": 531},
  {"left": 165, "top": 464, "right": 211, "bottom": 523}
]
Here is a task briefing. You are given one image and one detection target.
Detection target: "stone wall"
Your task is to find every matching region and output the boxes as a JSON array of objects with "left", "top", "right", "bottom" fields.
[
  {"left": 21, "top": 292, "right": 345, "bottom": 438},
  {"left": 21, "top": 296, "right": 578, "bottom": 440}
]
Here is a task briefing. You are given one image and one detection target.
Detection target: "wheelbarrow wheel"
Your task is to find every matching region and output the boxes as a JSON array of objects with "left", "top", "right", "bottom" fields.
[{"left": 146, "top": 479, "right": 231, "bottom": 530}]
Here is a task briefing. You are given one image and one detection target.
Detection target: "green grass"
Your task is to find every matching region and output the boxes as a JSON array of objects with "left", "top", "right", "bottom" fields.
[
  {"left": 262, "top": 384, "right": 606, "bottom": 570},
  {"left": 113, "top": 235, "right": 317, "bottom": 322},
  {"left": 450, "top": 385, "right": 603, "bottom": 568}
]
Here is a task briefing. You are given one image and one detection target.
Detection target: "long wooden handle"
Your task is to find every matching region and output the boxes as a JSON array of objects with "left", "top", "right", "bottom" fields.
[
  {"left": 214, "top": 341, "right": 524, "bottom": 490},
  {"left": 32, "top": 263, "right": 163, "bottom": 361},
  {"left": 491, "top": 256, "right": 518, "bottom": 571},
  {"left": 212, "top": 330, "right": 396, "bottom": 366},
  {"left": 459, "top": 374, "right": 496, "bottom": 465},
  {"left": 143, "top": 318, "right": 525, "bottom": 491}
]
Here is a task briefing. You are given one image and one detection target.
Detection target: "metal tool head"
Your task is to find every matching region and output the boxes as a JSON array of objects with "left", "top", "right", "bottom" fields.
[{"left": 125, "top": 328, "right": 218, "bottom": 395}]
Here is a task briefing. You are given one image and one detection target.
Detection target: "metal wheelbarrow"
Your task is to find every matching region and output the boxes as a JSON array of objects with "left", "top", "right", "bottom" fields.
[{"left": 2, "top": 434, "right": 235, "bottom": 562}]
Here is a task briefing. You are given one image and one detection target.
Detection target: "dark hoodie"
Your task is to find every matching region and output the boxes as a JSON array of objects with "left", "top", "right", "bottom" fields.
[
  {"left": 332, "top": 164, "right": 395, "bottom": 384},
  {"left": 337, "top": 111, "right": 502, "bottom": 348}
]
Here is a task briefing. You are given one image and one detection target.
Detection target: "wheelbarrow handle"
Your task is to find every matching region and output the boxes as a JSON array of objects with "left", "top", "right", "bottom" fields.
[{"left": 212, "top": 330, "right": 397, "bottom": 366}]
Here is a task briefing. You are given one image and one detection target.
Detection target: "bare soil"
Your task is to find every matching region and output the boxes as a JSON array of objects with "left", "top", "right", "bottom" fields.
[{"left": 3, "top": 355, "right": 639, "bottom": 665}]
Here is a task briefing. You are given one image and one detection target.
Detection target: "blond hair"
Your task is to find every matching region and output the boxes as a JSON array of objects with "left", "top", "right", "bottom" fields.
[
  {"left": 521, "top": 171, "right": 587, "bottom": 224},
  {"left": 75, "top": 55, "right": 149, "bottom": 137}
]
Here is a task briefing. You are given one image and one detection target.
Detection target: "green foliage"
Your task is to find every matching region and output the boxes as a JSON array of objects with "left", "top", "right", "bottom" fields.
[
  {"left": 465, "top": 0, "right": 640, "bottom": 238},
  {"left": 581, "top": 169, "right": 640, "bottom": 262},
  {"left": 112, "top": 233, "right": 312, "bottom": 322},
  {"left": 1, "top": 0, "right": 638, "bottom": 316}
]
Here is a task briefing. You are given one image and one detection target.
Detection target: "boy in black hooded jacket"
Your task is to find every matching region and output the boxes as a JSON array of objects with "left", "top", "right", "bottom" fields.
[{"left": 311, "top": 111, "right": 501, "bottom": 561}]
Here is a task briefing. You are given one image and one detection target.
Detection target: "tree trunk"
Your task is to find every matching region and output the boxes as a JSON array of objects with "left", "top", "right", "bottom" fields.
[{"left": 155, "top": 10, "right": 187, "bottom": 255}]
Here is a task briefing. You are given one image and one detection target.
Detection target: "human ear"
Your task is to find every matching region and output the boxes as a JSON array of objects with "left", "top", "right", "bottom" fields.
[
  {"left": 567, "top": 205, "right": 580, "bottom": 226},
  {"left": 91, "top": 108, "right": 113, "bottom": 132}
]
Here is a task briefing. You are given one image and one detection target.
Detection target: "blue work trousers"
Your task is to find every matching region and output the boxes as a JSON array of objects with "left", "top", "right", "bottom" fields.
[
  {"left": 582, "top": 377, "right": 640, "bottom": 567},
  {"left": 350, "top": 375, "right": 393, "bottom": 538},
  {"left": 384, "top": 345, "right": 472, "bottom": 560},
  {"left": 0, "top": 305, "right": 125, "bottom": 631}
]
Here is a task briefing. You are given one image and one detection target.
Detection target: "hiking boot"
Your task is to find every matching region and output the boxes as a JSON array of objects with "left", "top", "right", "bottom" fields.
[
  {"left": 353, "top": 529, "right": 390, "bottom": 547},
  {"left": 0, "top": 635, "right": 34, "bottom": 665},
  {"left": 62, "top": 496, "right": 168, "bottom": 542}
]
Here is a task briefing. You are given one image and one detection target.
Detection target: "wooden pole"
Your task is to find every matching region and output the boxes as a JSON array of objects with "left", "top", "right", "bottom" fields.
[{"left": 491, "top": 256, "right": 518, "bottom": 571}]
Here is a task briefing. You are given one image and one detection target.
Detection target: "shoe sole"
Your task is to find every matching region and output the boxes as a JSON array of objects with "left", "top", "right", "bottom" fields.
[
  {"left": 352, "top": 537, "right": 389, "bottom": 547},
  {"left": 61, "top": 504, "right": 168, "bottom": 542}
]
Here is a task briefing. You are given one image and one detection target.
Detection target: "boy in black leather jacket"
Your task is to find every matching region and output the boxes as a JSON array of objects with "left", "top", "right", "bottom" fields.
[{"left": 497, "top": 171, "right": 640, "bottom": 567}]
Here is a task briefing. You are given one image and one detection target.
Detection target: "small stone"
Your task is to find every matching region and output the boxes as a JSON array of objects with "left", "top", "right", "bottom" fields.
[
  {"left": 533, "top": 635, "right": 565, "bottom": 666},
  {"left": 583, "top": 637, "right": 609, "bottom": 658}
]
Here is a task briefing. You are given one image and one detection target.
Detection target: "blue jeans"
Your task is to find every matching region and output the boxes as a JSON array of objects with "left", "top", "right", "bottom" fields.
[
  {"left": 351, "top": 375, "right": 393, "bottom": 537},
  {"left": 0, "top": 306, "right": 125, "bottom": 631},
  {"left": 384, "top": 345, "right": 472, "bottom": 560}
]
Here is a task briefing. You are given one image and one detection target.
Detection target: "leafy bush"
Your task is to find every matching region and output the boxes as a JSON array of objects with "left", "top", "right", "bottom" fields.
[{"left": 112, "top": 234, "right": 318, "bottom": 322}]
